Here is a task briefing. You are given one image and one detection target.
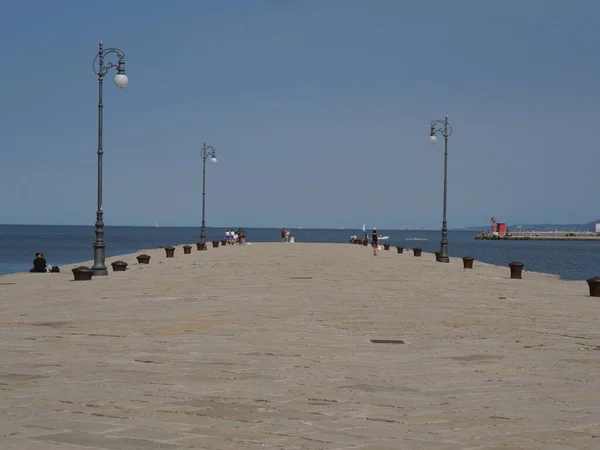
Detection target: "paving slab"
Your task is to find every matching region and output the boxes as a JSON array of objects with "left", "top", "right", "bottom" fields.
[{"left": 0, "top": 242, "right": 599, "bottom": 449}]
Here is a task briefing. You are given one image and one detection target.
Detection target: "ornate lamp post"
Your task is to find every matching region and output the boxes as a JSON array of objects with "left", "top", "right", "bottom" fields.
[
  {"left": 429, "top": 114, "right": 452, "bottom": 263},
  {"left": 91, "top": 41, "right": 128, "bottom": 275},
  {"left": 199, "top": 143, "right": 218, "bottom": 248}
]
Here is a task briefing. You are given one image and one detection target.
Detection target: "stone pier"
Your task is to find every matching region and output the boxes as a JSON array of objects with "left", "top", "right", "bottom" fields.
[{"left": 0, "top": 243, "right": 598, "bottom": 449}]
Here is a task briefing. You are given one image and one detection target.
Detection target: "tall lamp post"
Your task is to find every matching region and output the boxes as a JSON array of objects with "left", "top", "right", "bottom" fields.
[
  {"left": 199, "top": 143, "right": 218, "bottom": 248},
  {"left": 429, "top": 114, "right": 452, "bottom": 263},
  {"left": 92, "top": 41, "right": 128, "bottom": 275}
]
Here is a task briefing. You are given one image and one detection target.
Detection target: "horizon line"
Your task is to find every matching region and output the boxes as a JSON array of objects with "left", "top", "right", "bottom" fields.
[
  {"left": 1, "top": 221, "right": 594, "bottom": 229},
  {"left": 0, "top": 223, "right": 475, "bottom": 230}
]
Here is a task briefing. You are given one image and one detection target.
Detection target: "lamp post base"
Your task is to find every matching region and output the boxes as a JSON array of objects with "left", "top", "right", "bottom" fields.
[
  {"left": 438, "top": 255, "right": 450, "bottom": 263},
  {"left": 200, "top": 224, "right": 207, "bottom": 250},
  {"left": 92, "top": 244, "right": 108, "bottom": 276}
]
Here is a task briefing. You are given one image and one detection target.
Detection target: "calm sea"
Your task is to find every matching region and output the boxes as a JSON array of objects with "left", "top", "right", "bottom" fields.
[{"left": 0, "top": 225, "right": 599, "bottom": 280}]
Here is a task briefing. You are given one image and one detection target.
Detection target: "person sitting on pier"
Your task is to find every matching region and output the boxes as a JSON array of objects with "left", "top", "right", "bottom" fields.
[
  {"left": 30, "top": 253, "right": 47, "bottom": 273},
  {"left": 30, "top": 252, "right": 60, "bottom": 273}
]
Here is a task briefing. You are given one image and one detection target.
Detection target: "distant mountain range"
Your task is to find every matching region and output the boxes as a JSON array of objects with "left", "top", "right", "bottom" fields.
[{"left": 460, "top": 220, "right": 600, "bottom": 232}]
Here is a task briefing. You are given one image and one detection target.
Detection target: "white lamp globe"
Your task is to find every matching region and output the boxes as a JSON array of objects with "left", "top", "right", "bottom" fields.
[
  {"left": 114, "top": 73, "right": 129, "bottom": 88},
  {"left": 428, "top": 134, "right": 438, "bottom": 145},
  {"left": 210, "top": 156, "right": 217, "bottom": 164}
]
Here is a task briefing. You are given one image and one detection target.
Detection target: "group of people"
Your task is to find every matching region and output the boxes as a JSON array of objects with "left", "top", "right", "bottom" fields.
[
  {"left": 29, "top": 252, "right": 60, "bottom": 273},
  {"left": 280, "top": 228, "right": 291, "bottom": 243},
  {"left": 350, "top": 229, "right": 380, "bottom": 256},
  {"left": 224, "top": 228, "right": 247, "bottom": 245}
]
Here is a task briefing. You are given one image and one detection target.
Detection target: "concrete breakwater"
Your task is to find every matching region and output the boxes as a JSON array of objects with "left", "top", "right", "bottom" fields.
[
  {"left": 475, "top": 231, "right": 600, "bottom": 241},
  {"left": 1, "top": 243, "right": 599, "bottom": 449}
]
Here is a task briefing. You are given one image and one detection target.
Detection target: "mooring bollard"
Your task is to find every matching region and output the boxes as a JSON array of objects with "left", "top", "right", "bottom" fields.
[
  {"left": 509, "top": 261, "right": 524, "bottom": 279},
  {"left": 196, "top": 242, "right": 206, "bottom": 251},
  {"left": 220, "top": 239, "right": 227, "bottom": 246},
  {"left": 462, "top": 256, "right": 475, "bottom": 269},
  {"left": 165, "top": 246, "right": 175, "bottom": 258},
  {"left": 396, "top": 246, "right": 404, "bottom": 254},
  {"left": 137, "top": 254, "right": 151, "bottom": 264},
  {"left": 110, "top": 261, "right": 128, "bottom": 272},
  {"left": 183, "top": 245, "right": 192, "bottom": 254},
  {"left": 586, "top": 276, "right": 600, "bottom": 297},
  {"left": 72, "top": 266, "right": 93, "bottom": 281},
  {"left": 212, "top": 240, "right": 220, "bottom": 248},
  {"left": 435, "top": 250, "right": 441, "bottom": 262},
  {"left": 383, "top": 244, "right": 390, "bottom": 250},
  {"left": 413, "top": 247, "right": 422, "bottom": 257},
  {"left": 363, "top": 240, "right": 368, "bottom": 246}
]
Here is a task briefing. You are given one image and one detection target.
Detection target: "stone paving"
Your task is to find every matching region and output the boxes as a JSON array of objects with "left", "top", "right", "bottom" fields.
[{"left": 0, "top": 242, "right": 599, "bottom": 449}]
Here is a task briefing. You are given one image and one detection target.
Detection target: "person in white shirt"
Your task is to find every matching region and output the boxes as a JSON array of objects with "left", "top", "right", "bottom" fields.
[{"left": 225, "top": 229, "right": 230, "bottom": 239}]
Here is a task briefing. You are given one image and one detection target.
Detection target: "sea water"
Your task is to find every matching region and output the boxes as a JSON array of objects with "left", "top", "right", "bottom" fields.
[{"left": 1, "top": 224, "right": 599, "bottom": 280}]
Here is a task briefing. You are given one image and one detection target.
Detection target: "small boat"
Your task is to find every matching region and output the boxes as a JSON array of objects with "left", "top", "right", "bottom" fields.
[
  {"left": 155, "top": 221, "right": 159, "bottom": 228},
  {"left": 406, "top": 237, "right": 427, "bottom": 241}
]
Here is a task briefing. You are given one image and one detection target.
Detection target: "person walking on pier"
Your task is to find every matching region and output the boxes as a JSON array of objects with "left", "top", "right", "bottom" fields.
[{"left": 371, "top": 229, "right": 379, "bottom": 256}]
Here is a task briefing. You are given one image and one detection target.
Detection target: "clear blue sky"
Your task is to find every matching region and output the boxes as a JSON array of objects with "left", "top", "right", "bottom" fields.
[{"left": 0, "top": 0, "right": 598, "bottom": 229}]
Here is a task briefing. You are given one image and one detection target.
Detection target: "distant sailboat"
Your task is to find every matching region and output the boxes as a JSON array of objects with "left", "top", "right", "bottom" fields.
[{"left": 155, "top": 221, "right": 159, "bottom": 228}]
